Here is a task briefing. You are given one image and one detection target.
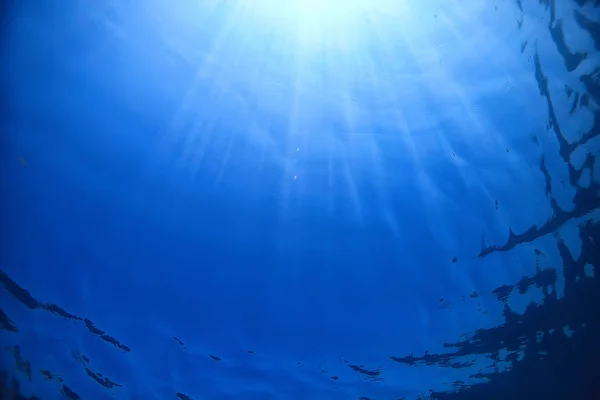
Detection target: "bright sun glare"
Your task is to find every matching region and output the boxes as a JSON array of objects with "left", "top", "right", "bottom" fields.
[{"left": 242, "top": 0, "right": 405, "bottom": 44}]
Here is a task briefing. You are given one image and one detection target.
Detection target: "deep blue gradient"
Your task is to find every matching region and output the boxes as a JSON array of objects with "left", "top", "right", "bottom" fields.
[{"left": 1, "top": 1, "right": 599, "bottom": 399}]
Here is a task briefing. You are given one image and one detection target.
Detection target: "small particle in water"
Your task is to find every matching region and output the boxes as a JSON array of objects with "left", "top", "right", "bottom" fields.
[
  {"left": 439, "top": 299, "right": 452, "bottom": 311},
  {"left": 531, "top": 135, "right": 538, "bottom": 145},
  {"left": 330, "top": 376, "right": 339, "bottom": 381},
  {"left": 495, "top": 199, "right": 499, "bottom": 210},
  {"left": 506, "top": 147, "right": 510, "bottom": 153},
  {"left": 39, "top": 369, "right": 62, "bottom": 382},
  {"left": 520, "top": 39, "right": 527, "bottom": 51},
  {"left": 173, "top": 337, "right": 187, "bottom": 350},
  {"left": 452, "top": 256, "right": 458, "bottom": 263},
  {"left": 18, "top": 156, "right": 27, "bottom": 166}
]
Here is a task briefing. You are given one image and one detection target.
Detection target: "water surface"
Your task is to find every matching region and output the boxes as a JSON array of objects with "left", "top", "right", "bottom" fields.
[{"left": 1, "top": 0, "right": 599, "bottom": 399}]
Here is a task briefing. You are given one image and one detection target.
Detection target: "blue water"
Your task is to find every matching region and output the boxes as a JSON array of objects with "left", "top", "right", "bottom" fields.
[{"left": 1, "top": 1, "right": 599, "bottom": 399}]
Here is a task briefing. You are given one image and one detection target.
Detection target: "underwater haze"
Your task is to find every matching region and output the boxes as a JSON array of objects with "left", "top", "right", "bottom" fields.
[{"left": 1, "top": 0, "right": 600, "bottom": 399}]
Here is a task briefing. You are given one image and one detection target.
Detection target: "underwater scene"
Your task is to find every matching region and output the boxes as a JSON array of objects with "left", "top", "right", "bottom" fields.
[{"left": 1, "top": 0, "right": 600, "bottom": 399}]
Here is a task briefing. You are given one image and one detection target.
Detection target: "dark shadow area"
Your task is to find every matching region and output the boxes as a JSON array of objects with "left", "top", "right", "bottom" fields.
[{"left": 390, "top": 1, "right": 600, "bottom": 397}]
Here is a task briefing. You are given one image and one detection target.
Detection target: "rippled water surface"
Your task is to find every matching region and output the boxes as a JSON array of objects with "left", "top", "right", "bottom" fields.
[{"left": 1, "top": 1, "right": 599, "bottom": 399}]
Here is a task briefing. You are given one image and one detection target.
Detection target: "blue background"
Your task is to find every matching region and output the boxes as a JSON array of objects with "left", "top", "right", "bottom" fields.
[{"left": 1, "top": 0, "right": 599, "bottom": 399}]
